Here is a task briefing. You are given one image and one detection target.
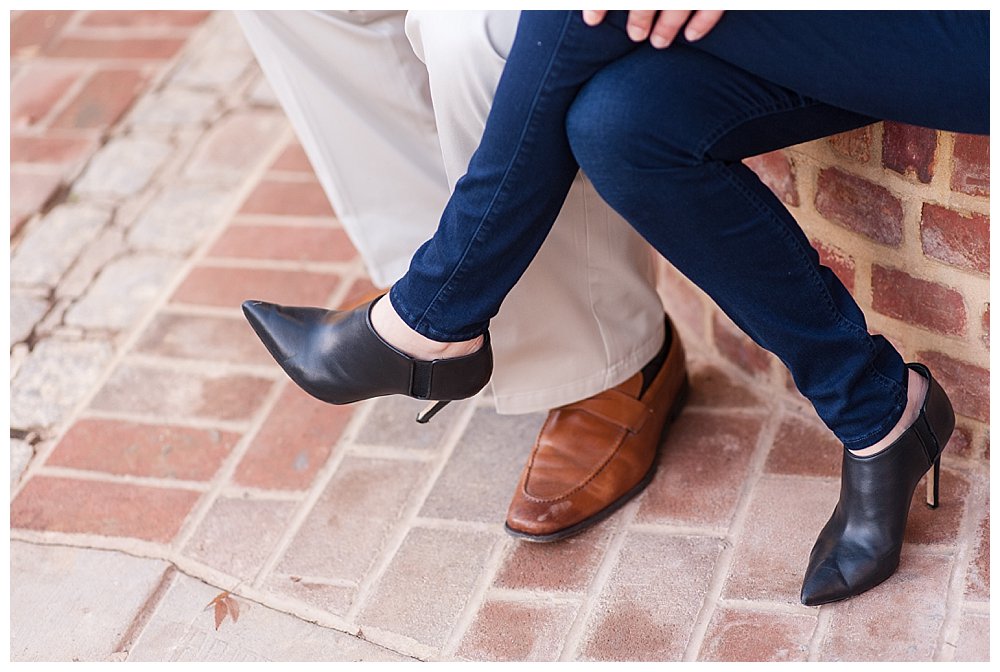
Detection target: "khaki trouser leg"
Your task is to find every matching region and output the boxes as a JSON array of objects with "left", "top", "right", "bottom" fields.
[{"left": 238, "top": 10, "right": 666, "bottom": 414}]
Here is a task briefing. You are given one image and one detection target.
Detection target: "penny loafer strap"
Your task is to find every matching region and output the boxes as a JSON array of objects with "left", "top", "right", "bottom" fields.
[{"left": 562, "top": 389, "right": 652, "bottom": 434}]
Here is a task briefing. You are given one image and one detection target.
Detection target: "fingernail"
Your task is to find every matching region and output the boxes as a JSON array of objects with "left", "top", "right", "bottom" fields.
[
  {"left": 627, "top": 25, "right": 646, "bottom": 41},
  {"left": 685, "top": 27, "right": 703, "bottom": 41},
  {"left": 650, "top": 34, "right": 669, "bottom": 49},
  {"left": 582, "top": 11, "right": 598, "bottom": 26}
]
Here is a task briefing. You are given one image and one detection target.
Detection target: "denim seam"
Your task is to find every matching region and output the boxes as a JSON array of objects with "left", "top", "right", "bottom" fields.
[
  {"left": 411, "top": 12, "right": 576, "bottom": 338},
  {"left": 714, "top": 162, "right": 906, "bottom": 438},
  {"left": 696, "top": 102, "right": 906, "bottom": 442}
]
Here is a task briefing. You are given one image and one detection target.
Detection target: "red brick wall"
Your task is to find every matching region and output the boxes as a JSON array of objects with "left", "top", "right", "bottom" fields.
[{"left": 656, "top": 123, "right": 990, "bottom": 462}]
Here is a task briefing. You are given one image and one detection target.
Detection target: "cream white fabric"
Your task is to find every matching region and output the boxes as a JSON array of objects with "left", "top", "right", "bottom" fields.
[{"left": 237, "top": 10, "right": 666, "bottom": 414}]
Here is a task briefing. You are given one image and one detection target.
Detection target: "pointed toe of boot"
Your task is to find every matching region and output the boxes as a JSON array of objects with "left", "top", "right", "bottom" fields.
[
  {"left": 242, "top": 300, "right": 328, "bottom": 364},
  {"left": 800, "top": 559, "right": 853, "bottom": 606}
]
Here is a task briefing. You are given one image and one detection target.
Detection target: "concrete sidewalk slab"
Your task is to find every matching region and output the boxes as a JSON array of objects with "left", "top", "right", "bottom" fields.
[{"left": 10, "top": 541, "right": 170, "bottom": 661}]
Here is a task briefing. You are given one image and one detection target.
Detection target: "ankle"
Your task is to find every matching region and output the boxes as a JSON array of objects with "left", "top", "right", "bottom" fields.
[
  {"left": 849, "top": 368, "right": 928, "bottom": 457},
  {"left": 370, "top": 295, "right": 483, "bottom": 360}
]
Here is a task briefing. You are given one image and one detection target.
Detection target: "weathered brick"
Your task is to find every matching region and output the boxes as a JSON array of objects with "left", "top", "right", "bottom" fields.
[
  {"left": 881, "top": 122, "right": 937, "bottom": 183},
  {"left": 183, "top": 497, "right": 297, "bottom": 580},
  {"left": 953, "top": 612, "right": 989, "bottom": 662},
  {"left": 580, "top": 533, "right": 724, "bottom": 661},
  {"left": 81, "top": 10, "right": 210, "bottom": 27},
  {"left": 421, "top": 409, "right": 544, "bottom": 523},
  {"left": 354, "top": 395, "right": 465, "bottom": 451},
  {"left": 90, "top": 363, "right": 273, "bottom": 423},
  {"left": 169, "top": 45, "right": 252, "bottom": 91},
  {"left": 871, "top": 265, "right": 966, "bottom": 336},
  {"left": 698, "top": 608, "right": 815, "bottom": 662},
  {"left": 815, "top": 167, "right": 903, "bottom": 246},
  {"left": 723, "top": 475, "right": 839, "bottom": 604},
  {"left": 246, "top": 75, "right": 279, "bottom": 107},
  {"left": 944, "top": 423, "right": 973, "bottom": 459},
  {"left": 764, "top": 414, "right": 842, "bottom": 478},
  {"left": 171, "top": 266, "right": 343, "bottom": 308},
  {"left": 276, "top": 456, "right": 430, "bottom": 584},
  {"left": 685, "top": 362, "right": 761, "bottom": 409},
  {"left": 238, "top": 179, "right": 335, "bottom": 218},
  {"left": 920, "top": 203, "right": 989, "bottom": 274},
  {"left": 818, "top": 554, "right": 951, "bottom": 661},
  {"left": 10, "top": 135, "right": 97, "bottom": 168},
  {"left": 184, "top": 111, "right": 287, "bottom": 184},
  {"left": 964, "top": 504, "right": 989, "bottom": 601},
  {"left": 135, "top": 313, "right": 272, "bottom": 365},
  {"left": 744, "top": 150, "right": 799, "bottom": 206},
  {"left": 45, "top": 37, "right": 186, "bottom": 60},
  {"left": 657, "top": 261, "right": 708, "bottom": 343},
  {"left": 55, "top": 228, "right": 127, "bottom": 299},
  {"left": 637, "top": 410, "right": 761, "bottom": 527},
  {"left": 915, "top": 350, "right": 988, "bottom": 422},
  {"left": 10, "top": 63, "right": 82, "bottom": 126},
  {"left": 982, "top": 304, "right": 990, "bottom": 349},
  {"left": 208, "top": 225, "right": 356, "bottom": 263},
  {"left": 360, "top": 527, "right": 497, "bottom": 649},
  {"left": 712, "top": 312, "right": 773, "bottom": 375},
  {"left": 128, "top": 183, "right": 232, "bottom": 255},
  {"left": 47, "top": 418, "right": 238, "bottom": 480},
  {"left": 269, "top": 143, "right": 313, "bottom": 173},
  {"left": 812, "top": 240, "right": 856, "bottom": 294},
  {"left": 951, "top": 133, "right": 989, "bottom": 197},
  {"left": 168, "top": 13, "right": 254, "bottom": 91},
  {"left": 10, "top": 11, "right": 73, "bottom": 57},
  {"left": 10, "top": 170, "right": 62, "bottom": 234},
  {"left": 235, "top": 384, "right": 353, "bottom": 490},
  {"left": 260, "top": 576, "right": 354, "bottom": 618},
  {"left": 828, "top": 126, "right": 873, "bottom": 163},
  {"left": 63, "top": 254, "right": 181, "bottom": 330},
  {"left": 51, "top": 69, "right": 146, "bottom": 130},
  {"left": 127, "top": 88, "right": 218, "bottom": 129},
  {"left": 457, "top": 600, "right": 578, "bottom": 662},
  {"left": 11, "top": 338, "right": 114, "bottom": 429},
  {"left": 73, "top": 136, "right": 172, "bottom": 199},
  {"left": 904, "top": 466, "right": 969, "bottom": 546},
  {"left": 10, "top": 438, "right": 34, "bottom": 488},
  {"left": 11, "top": 475, "right": 200, "bottom": 542},
  {"left": 494, "top": 521, "right": 617, "bottom": 594}
]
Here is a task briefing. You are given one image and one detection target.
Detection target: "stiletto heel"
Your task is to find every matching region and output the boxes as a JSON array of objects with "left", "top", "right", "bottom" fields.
[
  {"left": 416, "top": 400, "right": 451, "bottom": 424},
  {"left": 242, "top": 297, "right": 492, "bottom": 421},
  {"left": 926, "top": 455, "right": 940, "bottom": 509},
  {"left": 800, "top": 362, "right": 955, "bottom": 606}
]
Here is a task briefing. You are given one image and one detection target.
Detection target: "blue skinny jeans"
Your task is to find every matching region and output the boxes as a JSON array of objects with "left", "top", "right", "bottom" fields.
[{"left": 389, "top": 10, "right": 988, "bottom": 449}]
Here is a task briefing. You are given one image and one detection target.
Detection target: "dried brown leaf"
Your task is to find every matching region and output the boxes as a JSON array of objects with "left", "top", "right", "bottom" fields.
[
  {"left": 226, "top": 595, "right": 240, "bottom": 623},
  {"left": 214, "top": 600, "right": 227, "bottom": 630}
]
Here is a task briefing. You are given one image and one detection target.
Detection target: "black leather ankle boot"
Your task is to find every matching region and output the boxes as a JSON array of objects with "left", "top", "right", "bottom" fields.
[
  {"left": 242, "top": 297, "right": 493, "bottom": 423},
  {"left": 800, "top": 362, "right": 955, "bottom": 606}
]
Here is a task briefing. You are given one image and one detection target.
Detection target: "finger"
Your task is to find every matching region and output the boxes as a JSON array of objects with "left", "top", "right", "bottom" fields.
[
  {"left": 649, "top": 10, "right": 692, "bottom": 48},
  {"left": 626, "top": 10, "right": 658, "bottom": 42},
  {"left": 582, "top": 10, "right": 607, "bottom": 26},
  {"left": 684, "top": 10, "right": 725, "bottom": 41}
]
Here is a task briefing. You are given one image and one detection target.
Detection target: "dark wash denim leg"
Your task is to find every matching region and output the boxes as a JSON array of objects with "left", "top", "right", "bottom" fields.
[{"left": 390, "top": 10, "right": 988, "bottom": 449}]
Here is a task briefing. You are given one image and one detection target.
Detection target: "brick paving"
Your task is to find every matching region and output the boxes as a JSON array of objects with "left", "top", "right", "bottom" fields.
[{"left": 9, "top": 10, "right": 990, "bottom": 663}]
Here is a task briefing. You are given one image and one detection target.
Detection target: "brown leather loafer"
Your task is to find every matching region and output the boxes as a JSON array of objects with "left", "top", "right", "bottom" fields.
[{"left": 504, "top": 317, "right": 688, "bottom": 542}]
